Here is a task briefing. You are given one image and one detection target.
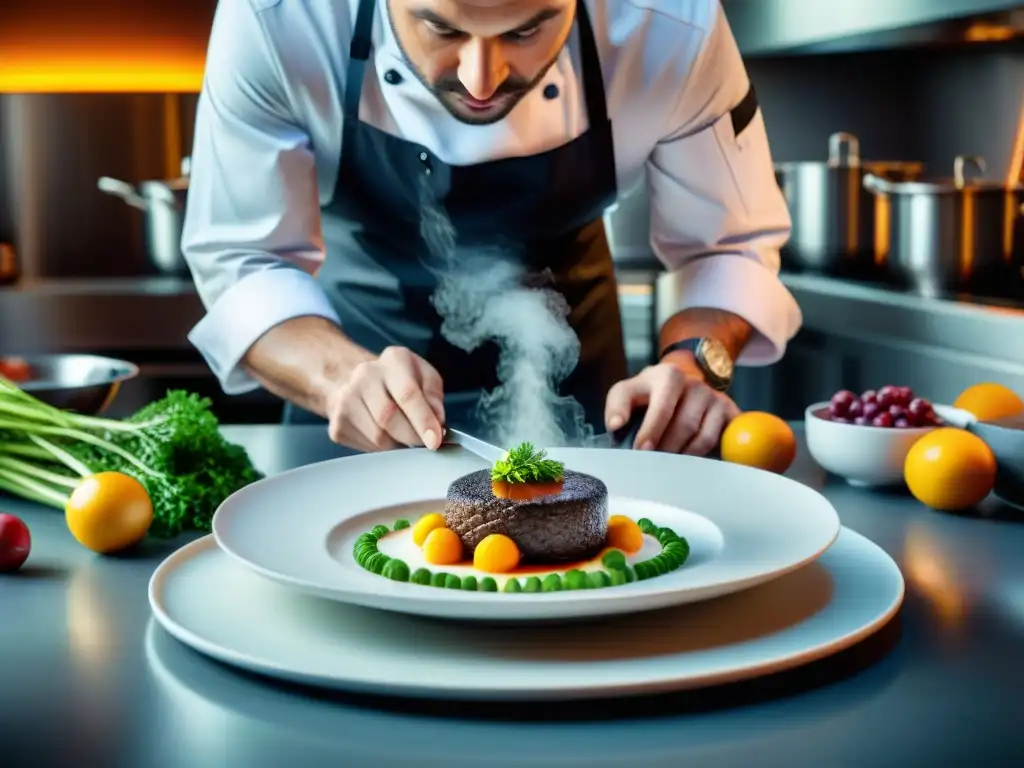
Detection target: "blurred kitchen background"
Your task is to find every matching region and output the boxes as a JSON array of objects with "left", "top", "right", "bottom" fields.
[{"left": 1, "top": 0, "right": 1023, "bottom": 423}]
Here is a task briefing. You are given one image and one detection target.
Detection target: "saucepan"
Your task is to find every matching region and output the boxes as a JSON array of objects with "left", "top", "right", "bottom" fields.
[
  {"left": 931, "top": 404, "right": 1024, "bottom": 509},
  {"left": 774, "top": 132, "right": 924, "bottom": 278},
  {"left": 966, "top": 412, "right": 1024, "bottom": 509},
  {"left": 97, "top": 157, "right": 191, "bottom": 276},
  {"left": 864, "top": 155, "right": 1024, "bottom": 298}
]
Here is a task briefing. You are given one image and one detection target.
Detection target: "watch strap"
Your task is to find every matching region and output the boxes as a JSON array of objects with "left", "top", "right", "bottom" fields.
[{"left": 659, "top": 338, "right": 731, "bottom": 392}]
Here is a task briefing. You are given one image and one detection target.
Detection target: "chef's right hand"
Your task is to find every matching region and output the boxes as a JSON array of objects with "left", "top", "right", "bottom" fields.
[{"left": 326, "top": 346, "right": 446, "bottom": 453}]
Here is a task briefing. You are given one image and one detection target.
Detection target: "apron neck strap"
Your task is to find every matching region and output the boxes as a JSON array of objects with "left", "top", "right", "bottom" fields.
[{"left": 346, "top": 0, "right": 608, "bottom": 125}]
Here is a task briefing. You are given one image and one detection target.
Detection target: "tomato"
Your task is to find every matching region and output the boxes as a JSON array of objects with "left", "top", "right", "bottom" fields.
[
  {"left": 0, "top": 356, "right": 32, "bottom": 382},
  {"left": 0, "top": 513, "right": 31, "bottom": 572},
  {"left": 65, "top": 472, "right": 153, "bottom": 554}
]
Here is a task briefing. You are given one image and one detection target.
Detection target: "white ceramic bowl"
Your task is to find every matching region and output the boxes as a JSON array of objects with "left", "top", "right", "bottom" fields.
[{"left": 804, "top": 401, "right": 967, "bottom": 487}]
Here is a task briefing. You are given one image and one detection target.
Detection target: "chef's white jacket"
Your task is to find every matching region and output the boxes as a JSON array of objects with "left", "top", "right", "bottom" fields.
[{"left": 182, "top": 0, "right": 802, "bottom": 394}]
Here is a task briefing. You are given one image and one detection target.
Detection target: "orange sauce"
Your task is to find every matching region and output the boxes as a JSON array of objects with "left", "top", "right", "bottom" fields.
[
  {"left": 466, "top": 545, "right": 615, "bottom": 576},
  {"left": 491, "top": 479, "right": 564, "bottom": 500}
]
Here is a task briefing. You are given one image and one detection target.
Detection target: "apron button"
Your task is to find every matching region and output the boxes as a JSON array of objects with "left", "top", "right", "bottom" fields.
[
  {"left": 419, "top": 151, "right": 432, "bottom": 174},
  {"left": 383, "top": 69, "right": 403, "bottom": 85}
]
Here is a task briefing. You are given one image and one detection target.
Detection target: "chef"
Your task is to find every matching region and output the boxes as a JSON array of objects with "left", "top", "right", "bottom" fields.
[{"left": 181, "top": 0, "right": 802, "bottom": 455}]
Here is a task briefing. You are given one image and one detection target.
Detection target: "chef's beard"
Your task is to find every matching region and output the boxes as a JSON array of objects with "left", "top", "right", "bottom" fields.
[{"left": 386, "top": 10, "right": 565, "bottom": 125}]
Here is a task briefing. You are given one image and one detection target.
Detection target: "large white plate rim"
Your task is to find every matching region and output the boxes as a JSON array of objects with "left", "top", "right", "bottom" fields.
[
  {"left": 210, "top": 447, "right": 842, "bottom": 618},
  {"left": 148, "top": 527, "right": 904, "bottom": 700}
]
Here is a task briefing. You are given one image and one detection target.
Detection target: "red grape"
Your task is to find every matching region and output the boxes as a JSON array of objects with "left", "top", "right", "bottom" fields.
[
  {"left": 896, "top": 387, "right": 914, "bottom": 405},
  {"left": 829, "top": 390, "right": 857, "bottom": 415},
  {"left": 908, "top": 397, "right": 932, "bottom": 417},
  {"left": 832, "top": 416, "right": 852, "bottom": 424},
  {"left": 861, "top": 389, "right": 877, "bottom": 404},
  {"left": 853, "top": 416, "right": 869, "bottom": 425},
  {"left": 862, "top": 402, "right": 880, "bottom": 419},
  {"left": 873, "top": 412, "right": 893, "bottom": 428},
  {"left": 847, "top": 399, "right": 863, "bottom": 417},
  {"left": 895, "top": 418, "right": 911, "bottom": 428},
  {"left": 889, "top": 404, "right": 907, "bottom": 421}
]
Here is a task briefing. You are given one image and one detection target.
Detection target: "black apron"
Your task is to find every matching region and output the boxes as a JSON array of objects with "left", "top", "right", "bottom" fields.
[{"left": 283, "top": 0, "right": 628, "bottom": 445}]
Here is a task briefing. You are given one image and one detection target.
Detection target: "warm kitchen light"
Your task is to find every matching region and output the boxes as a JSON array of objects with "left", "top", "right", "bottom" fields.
[{"left": 0, "top": 1, "right": 214, "bottom": 92}]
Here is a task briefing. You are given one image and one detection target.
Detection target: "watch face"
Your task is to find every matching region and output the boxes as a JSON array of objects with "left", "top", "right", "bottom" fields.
[{"left": 699, "top": 338, "right": 734, "bottom": 380}]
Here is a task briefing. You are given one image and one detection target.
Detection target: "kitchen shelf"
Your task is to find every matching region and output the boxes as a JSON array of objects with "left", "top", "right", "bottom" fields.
[{"left": 724, "top": 0, "right": 1024, "bottom": 56}]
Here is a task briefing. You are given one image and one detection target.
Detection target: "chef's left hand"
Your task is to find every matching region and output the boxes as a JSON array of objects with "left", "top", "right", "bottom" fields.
[{"left": 604, "top": 355, "right": 740, "bottom": 455}]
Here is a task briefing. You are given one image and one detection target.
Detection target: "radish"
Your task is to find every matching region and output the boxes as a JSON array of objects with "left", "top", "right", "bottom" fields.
[{"left": 0, "top": 513, "right": 31, "bottom": 572}]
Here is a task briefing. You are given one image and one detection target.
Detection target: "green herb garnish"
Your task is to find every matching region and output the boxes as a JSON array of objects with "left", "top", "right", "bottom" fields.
[{"left": 490, "top": 442, "right": 565, "bottom": 484}]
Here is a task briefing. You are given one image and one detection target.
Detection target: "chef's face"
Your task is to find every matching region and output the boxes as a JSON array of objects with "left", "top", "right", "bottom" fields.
[{"left": 388, "top": 0, "right": 575, "bottom": 125}]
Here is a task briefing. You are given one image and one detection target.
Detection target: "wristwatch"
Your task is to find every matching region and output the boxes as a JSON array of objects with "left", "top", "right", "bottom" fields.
[{"left": 660, "top": 337, "right": 734, "bottom": 392}]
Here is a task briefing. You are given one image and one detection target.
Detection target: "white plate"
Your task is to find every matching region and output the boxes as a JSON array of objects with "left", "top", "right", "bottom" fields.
[
  {"left": 148, "top": 527, "right": 904, "bottom": 701},
  {"left": 212, "top": 447, "right": 841, "bottom": 621}
]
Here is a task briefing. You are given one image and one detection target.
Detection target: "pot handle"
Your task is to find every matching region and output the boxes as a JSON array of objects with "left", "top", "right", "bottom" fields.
[
  {"left": 953, "top": 155, "right": 986, "bottom": 188},
  {"left": 97, "top": 177, "right": 148, "bottom": 210},
  {"left": 828, "top": 132, "right": 860, "bottom": 168},
  {"left": 862, "top": 172, "right": 890, "bottom": 195}
]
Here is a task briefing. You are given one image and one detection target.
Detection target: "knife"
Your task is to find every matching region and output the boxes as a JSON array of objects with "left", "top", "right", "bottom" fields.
[
  {"left": 442, "top": 427, "right": 507, "bottom": 464},
  {"left": 444, "top": 406, "right": 649, "bottom": 462}
]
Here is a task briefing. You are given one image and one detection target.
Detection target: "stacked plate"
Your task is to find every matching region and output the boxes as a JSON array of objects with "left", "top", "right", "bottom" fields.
[{"left": 148, "top": 445, "right": 905, "bottom": 701}]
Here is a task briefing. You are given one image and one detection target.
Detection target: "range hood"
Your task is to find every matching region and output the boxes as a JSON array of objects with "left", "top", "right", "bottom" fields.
[{"left": 723, "top": 0, "right": 1024, "bottom": 55}]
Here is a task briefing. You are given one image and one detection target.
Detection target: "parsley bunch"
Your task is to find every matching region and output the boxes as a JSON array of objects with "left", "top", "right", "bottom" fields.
[
  {"left": 0, "top": 381, "right": 263, "bottom": 537},
  {"left": 490, "top": 442, "right": 565, "bottom": 484}
]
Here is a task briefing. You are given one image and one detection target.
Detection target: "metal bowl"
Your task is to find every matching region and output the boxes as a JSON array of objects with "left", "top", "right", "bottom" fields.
[{"left": 5, "top": 354, "right": 139, "bottom": 415}]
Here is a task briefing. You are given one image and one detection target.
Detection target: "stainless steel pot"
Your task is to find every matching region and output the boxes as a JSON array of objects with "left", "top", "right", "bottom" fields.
[
  {"left": 863, "top": 155, "right": 1024, "bottom": 298},
  {"left": 774, "top": 132, "right": 923, "bottom": 277},
  {"left": 97, "top": 157, "right": 191, "bottom": 276}
]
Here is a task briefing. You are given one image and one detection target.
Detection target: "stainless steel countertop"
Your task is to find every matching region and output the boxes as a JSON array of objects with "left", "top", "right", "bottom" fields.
[{"left": 2, "top": 425, "right": 1023, "bottom": 766}]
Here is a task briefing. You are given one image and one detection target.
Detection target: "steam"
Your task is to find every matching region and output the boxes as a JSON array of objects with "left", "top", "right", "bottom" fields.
[{"left": 420, "top": 196, "right": 594, "bottom": 448}]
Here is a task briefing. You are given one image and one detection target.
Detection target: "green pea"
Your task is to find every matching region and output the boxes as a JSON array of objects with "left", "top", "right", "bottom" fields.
[
  {"left": 355, "top": 532, "right": 376, "bottom": 547},
  {"left": 410, "top": 568, "right": 432, "bottom": 585},
  {"left": 461, "top": 575, "right": 478, "bottom": 591},
  {"left": 541, "top": 573, "right": 563, "bottom": 592},
  {"left": 504, "top": 578, "right": 522, "bottom": 593},
  {"left": 658, "top": 527, "right": 680, "bottom": 545},
  {"left": 480, "top": 577, "right": 498, "bottom": 592},
  {"left": 601, "top": 549, "right": 627, "bottom": 570},
  {"left": 370, "top": 524, "right": 390, "bottom": 539},
  {"left": 621, "top": 564, "right": 636, "bottom": 583},
  {"left": 382, "top": 559, "right": 410, "bottom": 581},
  {"left": 664, "top": 540, "right": 690, "bottom": 566},
  {"left": 634, "top": 561, "right": 653, "bottom": 580},
  {"left": 392, "top": 518, "right": 411, "bottom": 531},
  {"left": 609, "top": 569, "right": 628, "bottom": 586},
  {"left": 647, "top": 557, "right": 666, "bottom": 576},
  {"left": 367, "top": 553, "right": 390, "bottom": 574},
  {"left": 445, "top": 574, "right": 462, "bottom": 589},
  {"left": 588, "top": 570, "right": 612, "bottom": 589},
  {"left": 523, "top": 576, "right": 542, "bottom": 593},
  {"left": 564, "top": 569, "right": 589, "bottom": 590},
  {"left": 431, "top": 571, "right": 449, "bottom": 588},
  {"left": 355, "top": 550, "right": 375, "bottom": 569},
  {"left": 637, "top": 518, "right": 657, "bottom": 535}
]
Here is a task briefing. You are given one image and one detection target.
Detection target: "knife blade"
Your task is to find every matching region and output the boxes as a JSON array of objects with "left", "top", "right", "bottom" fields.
[{"left": 442, "top": 427, "right": 507, "bottom": 464}]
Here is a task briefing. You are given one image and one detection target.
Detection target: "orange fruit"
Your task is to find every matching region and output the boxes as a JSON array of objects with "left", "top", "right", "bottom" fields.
[
  {"left": 720, "top": 411, "right": 796, "bottom": 474},
  {"left": 422, "top": 527, "right": 463, "bottom": 565},
  {"left": 606, "top": 515, "right": 643, "bottom": 554},
  {"left": 953, "top": 382, "right": 1024, "bottom": 422},
  {"left": 65, "top": 472, "right": 153, "bottom": 554},
  {"left": 904, "top": 428, "right": 996, "bottom": 511},
  {"left": 473, "top": 534, "right": 521, "bottom": 573}
]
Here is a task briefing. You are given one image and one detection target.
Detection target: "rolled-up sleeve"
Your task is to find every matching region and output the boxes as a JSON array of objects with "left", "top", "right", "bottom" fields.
[
  {"left": 182, "top": 0, "right": 339, "bottom": 394},
  {"left": 646, "top": 1, "right": 801, "bottom": 365}
]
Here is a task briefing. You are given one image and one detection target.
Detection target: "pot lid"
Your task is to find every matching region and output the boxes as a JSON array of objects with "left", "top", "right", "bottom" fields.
[{"left": 864, "top": 155, "right": 1024, "bottom": 193}]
